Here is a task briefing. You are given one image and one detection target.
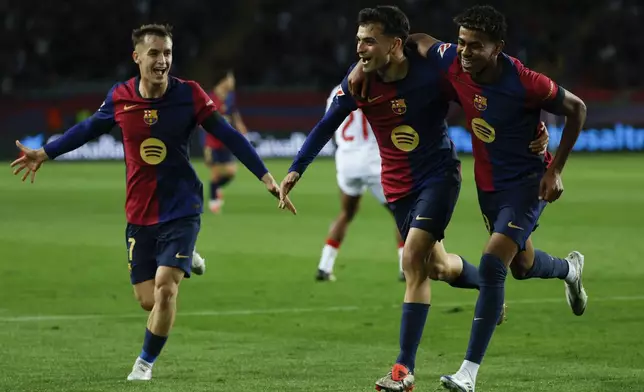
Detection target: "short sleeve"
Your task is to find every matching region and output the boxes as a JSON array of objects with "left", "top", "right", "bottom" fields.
[
  {"left": 517, "top": 64, "right": 564, "bottom": 111},
  {"left": 188, "top": 81, "right": 218, "bottom": 124}
]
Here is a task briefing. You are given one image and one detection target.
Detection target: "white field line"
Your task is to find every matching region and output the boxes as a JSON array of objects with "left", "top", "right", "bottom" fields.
[{"left": 1, "top": 295, "right": 642, "bottom": 323}]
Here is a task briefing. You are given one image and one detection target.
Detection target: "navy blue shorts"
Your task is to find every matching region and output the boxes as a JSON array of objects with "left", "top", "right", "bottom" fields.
[
  {"left": 206, "top": 146, "right": 234, "bottom": 165},
  {"left": 125, "top": 215, "right": 200, "bottom": 285},
  {"left": 477, "top": 181, "right": 547, "bottom": 251},
  {"left": 388, "top": 170, "right": 461, "bottom": 242}
]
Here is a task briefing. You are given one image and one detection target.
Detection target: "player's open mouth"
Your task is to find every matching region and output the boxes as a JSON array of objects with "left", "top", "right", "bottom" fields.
[
  {"left": 153, "top": 68, "right": 167, "bottom": 77},
  {"left": 360, "top": 57, "right": 372, "bottom": 65},
  {"left": 461, "top": 58, "right": 473, "bottom": 69}
]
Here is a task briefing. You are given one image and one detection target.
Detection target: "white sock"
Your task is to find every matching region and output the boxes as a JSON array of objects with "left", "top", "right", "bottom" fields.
[
  {"left": 318, "top": 244, "right": 339, "bottom": 273},
  {"left": 458, "top": 360, "right": 479, "bottom": 381},
  {"left": 397, "top": 246, "right": 404, "bottom": 273},
  {"left": 565, "top": 259, "right": 577, "bottom": 283}
]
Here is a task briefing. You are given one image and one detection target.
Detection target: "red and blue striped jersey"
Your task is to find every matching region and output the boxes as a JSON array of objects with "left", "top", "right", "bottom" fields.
[
  {"left": 428, "top": 42, "right": 561, "bottom": 191},
  {"left": 44, "top": 76, "right": 269, "bottom": 226},
  {"left": 291, "top": 50, "right": 460, "bottom": 202}
]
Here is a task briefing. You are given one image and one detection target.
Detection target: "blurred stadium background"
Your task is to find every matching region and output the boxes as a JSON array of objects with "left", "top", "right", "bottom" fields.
[{"left": 1, "top": 1, "right": 643, "bottom": 391}]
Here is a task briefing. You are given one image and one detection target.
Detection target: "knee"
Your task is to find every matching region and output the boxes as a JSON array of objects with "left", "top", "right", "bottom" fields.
[
  {"left": 154, "top": 282, "right": 178, "bottom": 306},
  {"left": 478, "top": 253, "right": 508, "bottom": 285},
  {"left": 402, "top": 247, "right": 428, "bottom": 282},
  {"left": 510, "top": 257, "right": 531, "bottom": 280},
  {"left": 426, "top": 258, "right": 449, "bottom": 281},
  {"left": 134, "top": 292, "right": 155, "bottom": 312},
  {"left": 139, "top": 299, "right": 154, "bottom": 312},
  {"left": 225, "top": 165, "right": 237, "bottom": 178}
]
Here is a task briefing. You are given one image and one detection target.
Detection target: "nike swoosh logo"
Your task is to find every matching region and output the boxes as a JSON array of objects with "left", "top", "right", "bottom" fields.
[
  {"left": 175, "top": 252, "right": 190, "bottom": 259},
  {"left": 124, "top": 104, "right": 139, "bottom": 110},
  {"left": 474, "top": 317, "right": 484, "bottom": 321},
  {"left": 416, "top": 215, "right": 432, "bottom": 221},
  {"left": 367, "top": 95, "right": 383, "bottom": 103},
  {"left": 507, "top": 221, "right": 524, "bottom": 230}
]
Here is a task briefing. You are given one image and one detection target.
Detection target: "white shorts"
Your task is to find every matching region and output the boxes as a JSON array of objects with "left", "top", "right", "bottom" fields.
[{"left": 336, "top": 172, "right": 386, "bottom": 204}]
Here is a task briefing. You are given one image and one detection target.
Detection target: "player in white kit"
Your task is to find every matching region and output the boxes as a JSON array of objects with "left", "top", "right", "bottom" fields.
[{"left": 316, "top": 84, "right": 405, "bottom": 282}]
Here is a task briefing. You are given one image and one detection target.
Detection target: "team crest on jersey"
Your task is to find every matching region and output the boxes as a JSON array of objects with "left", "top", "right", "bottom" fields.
[
  {"left": 473, "top": 94, "right": 488, "bottom": 111},
  {"left": 143, "top": 110, "right": 159, "bottom": 126},
  {"left": 438, "top": 43, "right": 452, "bottom": 58},
  {"left": 390, "top": 98, "right": 407, "bottom": 115}
]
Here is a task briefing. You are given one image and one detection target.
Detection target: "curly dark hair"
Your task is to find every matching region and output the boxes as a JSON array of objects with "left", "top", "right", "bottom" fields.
[
  {"left": 358, "top": 5, "right": 410, "bottom": 43},
  {"left": 131, "top": 23, "right": 173, "bottom": 48},
  {"left": 453, "top": 5, "right": 507, "bottom": 42}
]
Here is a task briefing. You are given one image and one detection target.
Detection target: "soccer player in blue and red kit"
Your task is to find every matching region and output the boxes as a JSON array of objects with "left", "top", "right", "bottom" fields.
[
  {"left": 203, "top": 69, "right": 248, "bottom": 213},
  {"left": 280, "top": 7, "right": 503, "bottom": 391},
  {"left": 10, "top": 24, "right": 295, "bottom": 381},
  {"left": 362, "top": 6, "right": 588, "bottom": 391}
]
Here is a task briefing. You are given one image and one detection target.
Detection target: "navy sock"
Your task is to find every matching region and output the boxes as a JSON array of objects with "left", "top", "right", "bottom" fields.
[
  {"left": 139, "top": 328, "right": 168, "bottom": 364},
  {"left": 449, "top": 256, "right": 480, "bottom": 290},
  {"left": 520, "top": 249, "right": 569, "bottom": 280},
  {"left": 218, "top": 175, "right": 233, "bottom": 188},
  {"left": 396, "top": 303, "right": 430, "bottom": 372},
  {"left": 465, "top": 253, "right": 507, "bottom": 364},
  {"left": 209, "top": 181, "right": 219, "bottom": 200}
]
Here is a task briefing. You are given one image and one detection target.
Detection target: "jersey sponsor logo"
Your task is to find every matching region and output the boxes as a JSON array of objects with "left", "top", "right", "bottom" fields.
[
  {"left": 391, "top": 125, "right": 419, "bottom": 152},
  {"left": 473, "top": 94, "right": 488, "bottom": 111},
  {"left": 471, "top": 118, "right": 496, "bottom": 143},
  {"left": 124, "top": 104, "right": 139, "bottom": 111},
  {"left": 390, "top": 98, "right": 407, "bottom": 115},
  {"left": 140, "top": 137, "right": 167, "bottom": 165},
  {"left": 143, "top": 109, "right": 159, "bottom": 125},
  {"left": 367, "top": 95, "right": 383, "bottom": 103},
  {"left": 438, "top": 43, "right": 452, "bottom": 58}
]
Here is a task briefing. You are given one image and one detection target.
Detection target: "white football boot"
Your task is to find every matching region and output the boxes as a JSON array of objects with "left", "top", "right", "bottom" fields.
[
  {"left": 191, "top": 249, "right": 206, "bottom": 275},
  {"left": 440, "top": 372, "right": 475, "bottom": 392},
  {"left": 564, "top": 251, "right": 587, "bottom": 315},
  {"left": 127, "top": 357, "right": 152, "bottom": 381}
]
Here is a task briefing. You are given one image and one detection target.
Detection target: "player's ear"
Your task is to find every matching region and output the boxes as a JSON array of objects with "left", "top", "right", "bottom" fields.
[
  {"left": 132, "top": 50, "right": 139, "bottom": 64},
  {"left": 494, "top": 40, "right": 505, "bottom": 56}
]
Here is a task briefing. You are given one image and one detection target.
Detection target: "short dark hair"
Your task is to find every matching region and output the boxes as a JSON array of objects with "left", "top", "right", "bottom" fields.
[
  {"left": 453, "top": 5, "right": 507, "bottom": 42},
  {"left": 358, "top": 6, "right": 410, "bottom": 43},
  {"left": 132, "top": 23, "right": 173, "bottom": 48}
]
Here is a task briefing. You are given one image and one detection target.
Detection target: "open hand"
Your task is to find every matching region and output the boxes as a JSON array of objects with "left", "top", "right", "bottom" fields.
[{"left": 10, "top": 140, "right": 48, "bottom": 183}]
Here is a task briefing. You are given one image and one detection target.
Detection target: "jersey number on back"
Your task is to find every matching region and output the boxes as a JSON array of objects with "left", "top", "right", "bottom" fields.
[{"left": 341, "top": 112, "right": 369, "bottom": 142}]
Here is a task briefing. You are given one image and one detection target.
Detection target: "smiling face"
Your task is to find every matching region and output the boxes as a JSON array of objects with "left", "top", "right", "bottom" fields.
[
  {"left": 456, "top": 26, "right": 503, "bottom": 75},
  {"left": 356, "top": 23, "right": 402, "bottom": 73},
  {"left": 133, "top": 34, "right": 172, "bottom": 87}
]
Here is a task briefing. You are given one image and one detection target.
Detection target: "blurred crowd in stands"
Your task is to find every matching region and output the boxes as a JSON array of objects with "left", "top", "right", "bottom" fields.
[{"left": 1, "top": 0, "right": 641, "bottom": 95}]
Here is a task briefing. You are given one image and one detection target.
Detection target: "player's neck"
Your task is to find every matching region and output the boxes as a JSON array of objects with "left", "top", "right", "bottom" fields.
[
  {"left": 471, "top": 57, "right": 503, "bottom": 84},
  {"left": 377, "top": 55, "right": 408, "bottom": 83},
  {"left": 139, "top": 78, "right": 168, "bottom": 99}
]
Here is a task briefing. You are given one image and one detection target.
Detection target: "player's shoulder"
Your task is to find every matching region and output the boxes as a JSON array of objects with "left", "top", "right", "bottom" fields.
[
  {"left": 428, "top": 41, "right": 458, "bottom": 60},
  {"left": 109, "top": 78, "right": 137, "bottom": 101}
]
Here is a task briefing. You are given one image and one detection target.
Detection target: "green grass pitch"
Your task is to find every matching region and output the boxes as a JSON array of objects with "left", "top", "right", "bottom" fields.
[{"left": 0, "top": 155, "right": 643, "bottom": 391}]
